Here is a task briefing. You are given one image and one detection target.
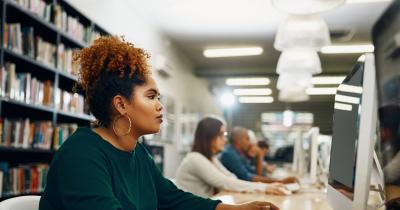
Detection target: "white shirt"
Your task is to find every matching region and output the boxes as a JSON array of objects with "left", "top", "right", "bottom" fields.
[{"left": 175, "top": 152, "right": 268, "bottom": 198}]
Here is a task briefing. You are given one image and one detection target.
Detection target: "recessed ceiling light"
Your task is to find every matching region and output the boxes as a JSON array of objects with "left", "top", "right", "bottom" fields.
[
  {"left": 311, "top": 76, "right": 346, "bottom": 84},
  {"left": 321, "top": 44, "right": 374, "bottom": 54},
  {"left": 203, "top": 47, "right": 263, "bottom": 58},
  {"left": 306, "top": 87, "right": 337, "bottom": 95},
  {"left": 220, "top": 92, "right": 235, "bottom": 107},
  {"left": 238, "top": 96, "right": 274, "bottom": 103},
  {"left": 337, "top": 84, "right": 363, "bottom": 94},
  {"left": 233, "top": 88, "right": 272, "bottom": 96},
  {"left": 226, "top": 78, "right": 270, "bottom": 86}
]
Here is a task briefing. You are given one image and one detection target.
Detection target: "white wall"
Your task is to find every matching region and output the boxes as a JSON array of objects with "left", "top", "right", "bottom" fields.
[{"left": 66, "top": 0, "right": 223, "bottom": 178}]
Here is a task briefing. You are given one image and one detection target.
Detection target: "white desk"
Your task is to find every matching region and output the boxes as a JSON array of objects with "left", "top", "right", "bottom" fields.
[
  {"left": 212, "top": 189, "right": 387, "bottom": 210},
  {"left": 212, "top": 190, "right": 332, "bottom": 210}
]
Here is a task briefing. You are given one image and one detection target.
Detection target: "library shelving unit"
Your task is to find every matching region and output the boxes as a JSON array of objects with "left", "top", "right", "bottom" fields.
[{"left": 0, "top": 0, "right": 109, "bottom": 200}]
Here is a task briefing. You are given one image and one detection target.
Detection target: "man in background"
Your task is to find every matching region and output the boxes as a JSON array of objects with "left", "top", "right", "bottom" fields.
[{"left": 219, "top": 126, "right": 296, "bottom": 184}]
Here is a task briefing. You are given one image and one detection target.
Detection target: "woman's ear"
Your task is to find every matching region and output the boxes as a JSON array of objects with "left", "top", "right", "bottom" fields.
[{"left": 113, "top": 95, "right": 128, "bottom": 115}]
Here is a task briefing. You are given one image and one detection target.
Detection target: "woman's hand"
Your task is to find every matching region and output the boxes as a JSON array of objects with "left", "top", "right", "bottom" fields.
[{"left": 279, "top": 176, "right": 298, "bottom": 184}]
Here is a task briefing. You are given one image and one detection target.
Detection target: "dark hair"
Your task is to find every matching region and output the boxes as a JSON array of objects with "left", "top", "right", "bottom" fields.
[
  {"left": 73, "top": 36, "right": 151, "bottom": 127},
  {"left": 88, "top": 70, "right": 146, "bottom": 127},
  {"left": 192, "top": 116, "right": 224, "bottom": 160},
  {"left": 379, "top": 104, "right": 400, "bottom": 149},
  {"left": 257, "top": 141, "right": 269, "bottom": 149}
]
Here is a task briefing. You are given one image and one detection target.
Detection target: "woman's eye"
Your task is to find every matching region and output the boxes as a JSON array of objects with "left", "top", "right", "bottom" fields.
[{"left": 148, "top": 95, "right": 156, "bottom": 99}]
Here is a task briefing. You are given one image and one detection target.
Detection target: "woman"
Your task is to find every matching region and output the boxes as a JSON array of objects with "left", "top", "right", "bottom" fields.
[
  {"left": 38, "top": 36, "right": 279, "bottom": 210},
  {"left": 175, "top": 116, "right": 286, "bottom": 198}
]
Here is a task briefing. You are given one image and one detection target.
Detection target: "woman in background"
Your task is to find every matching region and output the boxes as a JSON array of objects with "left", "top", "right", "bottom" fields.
[
  {"left": 39, "top": 36, "right": 278, "bottom": 210},
  {"left": 175, "top": 116, "right": 286, "bottom": 198}
]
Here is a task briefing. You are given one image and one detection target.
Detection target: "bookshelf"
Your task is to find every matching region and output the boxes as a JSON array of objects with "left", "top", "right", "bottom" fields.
[{"left": 0, "top": 0, "right": 109, "bottom": 200}]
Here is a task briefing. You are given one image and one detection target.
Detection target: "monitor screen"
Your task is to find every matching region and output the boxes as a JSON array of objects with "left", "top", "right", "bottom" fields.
[
  {"left": 372, "top": 1, "right": 400, "bottom": 207},
  {"left": 302, "top": 133, "right": 311, "bottom": 173},
  {"left": 328, "top": 62, "right": 364, "bottom": 201}
]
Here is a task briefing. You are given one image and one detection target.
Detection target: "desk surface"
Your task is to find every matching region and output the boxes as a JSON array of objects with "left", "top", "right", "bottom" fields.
[{"left": 212, "top": 191, "right": 333, "bottom": 210}]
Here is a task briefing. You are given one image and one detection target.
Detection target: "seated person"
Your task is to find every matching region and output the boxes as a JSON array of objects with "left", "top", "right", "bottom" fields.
[
  {"left": 38, "top": 36, "right": 279, "bottom": 210},
  {"left": 175, "top": 116, "right": 287, "bottom": 198},
  {"left": 379, "top": 105, "right": 400, "bottom": 210},
  {"left": 220, "top": 126, "right": 296, "bottom": 184},
  {"left": 258, "top": 141, "right": 277, "bottom": 174},
  {"left": 246, "top": 141, "right": 277, "bottom": 176}
]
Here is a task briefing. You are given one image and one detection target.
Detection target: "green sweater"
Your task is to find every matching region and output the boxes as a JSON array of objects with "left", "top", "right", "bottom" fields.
[{"left": 39, "top": 127, "right": 220, "bottom": 210}]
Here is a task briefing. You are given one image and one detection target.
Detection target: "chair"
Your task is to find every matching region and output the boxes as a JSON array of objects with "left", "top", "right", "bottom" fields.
[{"left": 0, "top": 196, "right": 41, "bottom": 210}]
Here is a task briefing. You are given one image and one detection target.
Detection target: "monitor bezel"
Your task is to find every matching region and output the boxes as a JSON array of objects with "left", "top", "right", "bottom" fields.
[{"left": 327, "top": 53, "right": 378, "bottom": 210}]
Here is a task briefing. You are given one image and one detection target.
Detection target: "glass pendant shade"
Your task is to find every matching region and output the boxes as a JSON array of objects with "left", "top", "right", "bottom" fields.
[
  {"left": 271, "top": 0, "right": 345, "bottom": 15},
  {"left": 274, "top": 15, "right": 331, "bottom": 51},
  {"left": 278, "top": 87, "right": 310, "bottom": 102},
  {"left": 277, "top": 72, "right": 313, "bottom": 90},
  {"left": 276, "top": 49, "right": 322, "bottom": 75}
]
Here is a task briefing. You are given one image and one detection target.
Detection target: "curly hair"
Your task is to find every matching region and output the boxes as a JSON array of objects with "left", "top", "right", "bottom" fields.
[{"left": 73, "top": 36, "right": 151, "bottom": 127}]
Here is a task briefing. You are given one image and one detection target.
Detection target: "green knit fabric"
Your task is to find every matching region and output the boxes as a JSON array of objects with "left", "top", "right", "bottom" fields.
[{"left": 39, "top": 127, "right": 220, "bottom": 210}]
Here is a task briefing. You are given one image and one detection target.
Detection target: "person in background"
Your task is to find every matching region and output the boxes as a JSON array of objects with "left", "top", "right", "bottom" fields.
[
  {"left": 39, "top": 36, "right": 279, "bottom": 210},
  {"left": 246, "top": 140, "right": 277, "bottom": 176},
  {"left": 220, "top": 126, "right": 297, "bottom": 184},
  {"left": 379, "top": 105, "right": 400, "bottom": 210},
  {"left": 257, "top": 141, "right": 277, "bottom": 175},
  {"left": 175, "top": 116, "right": 287, "bottom": 198}
]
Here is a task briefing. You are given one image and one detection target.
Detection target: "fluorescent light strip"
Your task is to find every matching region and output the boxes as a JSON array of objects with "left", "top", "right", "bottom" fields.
[
  {"left": 306, "top": 88, "right": 337, "bottom": 95},
  {"left": 233, "top": 88, "right": 272, "bottom": 96},
  {"left": 337, "top": 84, "right": 363, "bottom": 94},
  {"left": 321, "top": 44, "right": 374, "bottom": 54},
  {"left": 203, "top": 47, "right": 263, "bottom": 58},
  {"left": 334, "top": 102, "right": 353, "bottom": 111},
  {"left": 311, "top": 76, "right": 346, "bottom": 85},
  {"left": 335, "top": 94, "right": 360, "bottom": 104},
  {"left": 226, "top": 78, "right": 270, "bottom": 86},
  {"left": 238, "top": 96, "right": 274, "bottom": 103}
]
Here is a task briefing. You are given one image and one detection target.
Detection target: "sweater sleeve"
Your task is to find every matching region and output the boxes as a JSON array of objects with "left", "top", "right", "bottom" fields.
[
  {"left": 56, "top": 149, "right": 123, "bottom": 210},
  {"left": 142, "top": 148, "right": 220, "bottom": 210},
  {"left": 220, "top": 151, "right": 256, "bottom": 181},
  {"left": 189, "top": 154, "right": 268, "bottom": 193}
]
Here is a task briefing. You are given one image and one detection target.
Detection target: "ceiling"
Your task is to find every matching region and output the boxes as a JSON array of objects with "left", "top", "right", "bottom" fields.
[
  {"left": 135, "top": 0, "right": 391, "bottom": 72},
  {"left": 131, "top": 0, "right": 393, "bottom": 133}
]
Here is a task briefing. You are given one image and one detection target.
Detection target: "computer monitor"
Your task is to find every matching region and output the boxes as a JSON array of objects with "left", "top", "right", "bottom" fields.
[
  {"left": 327, "top": 53, "right": 378, "bottom": 210},
  {"left": 317, "top": 135, "right": 332, "bottom": 186},
  {"left": 301, "top": 127, "right": 319, "bottom": 183},
  {"left": 290, "top": 127, "right": 319, "bottom": 184},
  {"left": 372, "top": 0, "right": 400, "bottom": 208}
]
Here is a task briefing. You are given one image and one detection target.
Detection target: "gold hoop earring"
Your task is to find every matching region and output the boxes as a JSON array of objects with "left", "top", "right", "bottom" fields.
[{"left": 112, "top": 114, "right": 132, "bottom": 137}]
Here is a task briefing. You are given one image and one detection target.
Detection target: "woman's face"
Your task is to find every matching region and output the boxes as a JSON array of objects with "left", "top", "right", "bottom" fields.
[
  {"left": 124, "top": 76, "right": 164, "bottom": 136},
  {"left": 212, "top": 125, "right": 227, "bottom": 154}
]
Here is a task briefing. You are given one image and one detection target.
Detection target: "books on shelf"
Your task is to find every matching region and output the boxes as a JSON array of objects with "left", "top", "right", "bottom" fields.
[
  {"left": 0, "top": 62, "right": 54, "bottom": 107},
  {"left": 53, "top": 123, "right": 77, "bottom": 150},
  {"left": 55, "top": 88, "right": 85, "bottom": 115},
  {"left": 12, "top": 0, "right": 52, "bottom": 23},
  {"left": 0, "top": 118, "right": 53, "bottom": 150},
  {"left": 3, "top": 23, "right": 57, "bottom": 68},
  {"left": 57, "top": 44, "right": 79, "bottom": 76},
  {"left": 35, "top": 36, "right": 56, "bottom": 68},
  {"left": 54, "top": 5, "right": 91, "bottom": 44},
  {"left": 0, "top": 162, "right": 48, "bottom": 197}
]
